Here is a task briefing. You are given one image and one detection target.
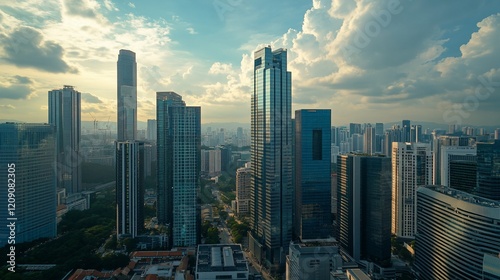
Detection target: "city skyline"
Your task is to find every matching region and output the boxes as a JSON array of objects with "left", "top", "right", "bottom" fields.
[{"left": 1, "top": 1, "right": 500, "bottom": 126}]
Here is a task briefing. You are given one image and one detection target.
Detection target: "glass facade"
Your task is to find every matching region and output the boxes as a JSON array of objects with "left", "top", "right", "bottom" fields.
[
  {"left": 415, "top": 186, "right": 500, "bottom": 279},
  {"left": 250, "top": 47, "right": 292, "bottom": 267},
  {"left": 476, "top": 140, "right": 500, "bottom": 200},
  {"left": 0, "top": 123, "right": 57, "bottom": 246},
  {"left": 156, "top": 92, "right": 200, "bottom": 247},
  {"left": 117, "top": 49, "right": 137, "bottom": 141},
  {"left": 294, "top": 109, "right": 331, "bottom": 240},
  {"left": 337, "top": 154, "right": 392, "bottom": 265},
  {"left": 48, "top": 85, "right": 81, "bottom": 195}
]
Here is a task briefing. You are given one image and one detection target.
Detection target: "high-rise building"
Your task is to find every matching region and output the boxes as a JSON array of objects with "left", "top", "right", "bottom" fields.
[
  {"left": 294, "top": 109, "right": 331, "bottom": 240},
  {"left": 48, "top": 85, "right": 81, "bottom": 195},
  {"left": 0, "top": 123, "right": 57, "bottom": 246},
  {"left": 116, "top": 141, "right": 144, "bottom": 238},
  {"left": 432, "top": 135, "right": 475, "bottom": 185},
  {"left": 249, "top": 46, "right": 292, "bottom": 268},
  {"left": 439, "top": 146, "right": 476, "bottom": 187},
  {"left": 156, "top": 92, "right": 200, "bottom": 247},
  {"left": 349, "top": 123, "right": 362, "bottom": 136},
  {"left": 375, "top": 123, "right": 384, "bottom": 136},
  {"left": 337, "top": 154, "right": 392, "bottom": 265},
  {"left": 286, "top": 240, "right": 342, "bottom": 280},
  {"left": 476, "top": 140, "right": 500, "bottom": 200},
  {"left": 117, "top": 49, "right": 137, "bottom": 141},
  {"left": 236, "top": 164, "right": 251, "bottom": 215},
  {"left": 363, "top": 124, "right": 376, "bottom": 155},
  {"left": 201, "top": 149, "right": 221, "bottom": 177},
  {"left": 495, "top": 129, "right": 500, "bottom": 140},
  {"left": 147, "top": 119, "right": 157, "bottom": 142},
  {"left": 402, "top": 120, "right": 411, "bottom": 142},
  {"left": 449, "top": 159, "right": 477, "bottom": 194},
  {"left": 391, "top": 142, "right": 432, "bottom": 238},
  {"left": 415, "top": 185, "right": 500, "bottom": 280}
]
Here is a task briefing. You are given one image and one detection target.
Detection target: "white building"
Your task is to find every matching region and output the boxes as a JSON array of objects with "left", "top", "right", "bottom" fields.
[
  {"left": 235, "top": 163, "right": 251, "bottom": 215},
  {"left": 391, "top": 142, "right": 432, "bottom": 238},
  {"left": 195, "top": 244, "right": 249, "bottom": 280},
  {"left": 286, "top": 239, "right": 342, "bottom": 280}
]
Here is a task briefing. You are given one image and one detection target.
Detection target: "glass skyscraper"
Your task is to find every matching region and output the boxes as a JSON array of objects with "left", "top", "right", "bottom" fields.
[
  {"left": 476, "top": 140, "right": 500, "bottom": 200},
  {"left": 156, "top": 92, "right": 200, "bottom": 247},
  {"left": 294, "top": 109, "right": 331, "bottom": 240},
  {"left": 0, "top": 123, "right": 57, "bottom": 246},
  {"left": 337, "top": 154, "right": 392, "bottom": 266},
  {"left": 117, "top": 49, "right": 137, "bottom": 141},
  {"left": 249, "top": 46, "right": 292, "bottom": 268},
  {"left": 48, "top": 85, "right": 81, "bottom": 195}
]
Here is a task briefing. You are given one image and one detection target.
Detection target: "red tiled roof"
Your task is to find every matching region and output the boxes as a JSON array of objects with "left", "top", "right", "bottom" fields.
[
  {"left": 145, "top": 275, "right": 158, "bottom": 280},
  {"left": 68, "top": 269, "right": 113, "bottom": 280}
]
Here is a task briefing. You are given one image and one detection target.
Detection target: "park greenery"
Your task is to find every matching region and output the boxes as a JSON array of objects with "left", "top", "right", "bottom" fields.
[
  {"left": 201, "top": 221, "right": 220, "bottom": 244},
  {"left": 226, "top": 217, "right": 249, "bottom": 244}
]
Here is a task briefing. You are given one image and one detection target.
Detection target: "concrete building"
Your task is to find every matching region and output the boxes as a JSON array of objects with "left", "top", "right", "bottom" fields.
[
  {"left": 286, "top": 239, "right": 342, "bottom": 280},
  {"left": 415, "top": 185, "right": 500, "bottom": 280},
  {"left": 391, "top": 142, "right": 432, "bottom": 239},
  {"left": 439, "top": 145, "right": 476, "bottom": 187},
  {"left": 476, "top": 140, "right": 500, "bottom": 200},
  {"left": 195, "top": 244, "right": 249, "bottom": 280},
  {"left": 201, "top": 149, "right": 222, "bottom": 177},
  {"left": 236, "top": 164, "right": 251, "bottom": 215}
]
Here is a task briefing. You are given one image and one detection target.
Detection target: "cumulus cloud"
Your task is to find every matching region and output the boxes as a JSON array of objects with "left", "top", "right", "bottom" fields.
[
  {"left": 0, "top": 27, "right": 78, "bottom": 73},
  {"left": 82, "top": 92, "right": 102, "bottom": 103},
  {"left": 209, "top": 62, "right": 233, "bottom": 75},
  {"left": 0, "top": 75, "right": 35, "bottom": 99}
]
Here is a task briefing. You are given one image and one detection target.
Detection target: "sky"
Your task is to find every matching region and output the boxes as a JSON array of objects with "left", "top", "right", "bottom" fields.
[{"left": 0, "top": 0, "right": 500, "bottom": 126}]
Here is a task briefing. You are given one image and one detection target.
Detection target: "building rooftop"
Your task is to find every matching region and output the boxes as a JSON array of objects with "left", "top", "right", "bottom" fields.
[
  {"left": 196, "top": 244, "right": 248, "bottom": 273},
  {"left": 420, "top": 185, "right": 500, "bottom": 208}
]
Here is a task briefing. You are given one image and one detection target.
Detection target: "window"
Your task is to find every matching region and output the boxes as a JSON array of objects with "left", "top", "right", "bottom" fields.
[{"left": 313, "top": 129, "right": 322, "bottom": 160}]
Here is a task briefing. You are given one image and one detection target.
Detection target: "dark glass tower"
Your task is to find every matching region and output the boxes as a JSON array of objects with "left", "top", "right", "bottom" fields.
[
  {"left": 294, "top": 109, "right": 331, "bottom": 240},
  {"left": 117, "top": 49, "right": 137, "bottom": 141},
  {"left": 249, "top": 46, "right": 292, "bottom": 268},
  {"left": 476, "top": 140, "right": 500, "bottom": 200},
  {"left": 337, "top": 154, "right": 392, "bottom": 266},
  {"left": 0, "top": 123, "right": 57, "bottom": 246},
  {"left": 156, "top": 92, "right": 200, "bottom": 247}
]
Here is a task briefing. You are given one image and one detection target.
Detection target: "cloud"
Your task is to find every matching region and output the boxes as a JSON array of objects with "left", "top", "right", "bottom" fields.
[
  {"left": 0, "top": 27, "right": 78, "bottom": 73},
  {"left": 63, "top": 0, "right": 99, "bottom": 19},
  {"left": 103, "top": 0, "right": 118, "bottom": 11},
  {"left": 0, "top": 84, "right": 33, "bottom": 99},
  {"left": 128, "top": 2, "right": 135, "bottom": 8},
  {"left": 209, "top": 62, "right": 233, "bottom": 75},
  {"left": 11, "top": 75, "right": 33, "bottom": 84},
  {"left": 82, "top": 92, "right": 102, "bottom": 103},
  {"left": 187, "top": 27, "right": 197, "bottom": 35},
  {"left": 0, "top": 104, "right": 16, "bottom": 110}
]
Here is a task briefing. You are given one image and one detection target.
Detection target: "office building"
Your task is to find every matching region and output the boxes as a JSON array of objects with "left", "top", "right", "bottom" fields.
[
  {"left": 236, "top": 164, "right": 251, "bottom": 215},
  {"left": 337, "top": 154, "right": 392, "bottom": 265},
  {"left": 249, "top": 46, "right": 293, "bottom": 268},
  {"left": 286, "top": 240, "right": 342, "bottom": 280},
  {"left": 439, "top": 146, "right": 476, "bottom": 187},
  {"left": 391, "top": 142, "right": 432, "bottom": 238},
  {"left": 147, "top": 119, "right": 157, "bottom": 142},
  {"left": 294, "top": 109, "right": 332, "bottom": 240},
  {"left": 449, "top": 159, "right": 477, "bottom": 194},
  {"left": 363, "top": 124, "right": 375, "bottom": 155},
  {"left": 402, "top": 120, "right": 410, "bottom": 142},
  {"left": 432, "top": 135, "right": 475, "bottom": 185},
  {"left": 476, "top": 140, "right": 500, "bottom": 200},
  {"left": 415, "top": 185, "right": 500, "bottom": 280},
  {"left": 157, "top": 92, "right": 200, "bottom": 247},
  {"left": 0, "top": 123, "right": 57, "bottom": 246},
  {"left": 195, "top": 244, "right": 249, "bottom": 280},
  {"left": 349, "top": 123, "right": 361, "bottom": 135},
  {"left": 117, "top": 49, "right": 137, "bottom": 141},
  {"left": 383, "top": 125, "right": 403, "bottom": 157},
  {"left": 201, "top": 149, "right": 221, "bottom": 177},
  {"left": 48, "top": 85, "right": 81, "bottom": 195},
  {"left": 116, "top": 141, "right": 144, "bottom": 238}
]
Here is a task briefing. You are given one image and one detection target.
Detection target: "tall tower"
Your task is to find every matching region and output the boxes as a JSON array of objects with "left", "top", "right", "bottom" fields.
[
  {"left": 48, "top": 85, "right": 81, "bottom": 195},
  {"left": 392, "top": 142, "right": 432, "bottom": 238},
  {"left": 337, "top": 154, "right": 392, "bottom": 265},
  {"left": 156, "top": 92, "right": 201, "bottom": 247},
  {"left": 249, "top": 46, "right": 292, "bottom": 268},
  {"left": 117, "top": 49, "right": 137, "bottom": 141},
  {"left": 294, "top": 109, "right": 331, "bottom": 240},
  {"left": 0, "top": 123, "right": 57, "bottom": 246},
  {"left": 116, "top": 141, "right": 144, "bottom": 238}
]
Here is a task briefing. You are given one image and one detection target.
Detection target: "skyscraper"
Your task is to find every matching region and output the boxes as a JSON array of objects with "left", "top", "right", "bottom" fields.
[
  {"left": 391, "top": 142, "right": 432, "bottom": 238},
  {"left": 48, "top": 85, "right": 81, "bottom": 195},
  {"left": 476, "top": 140, "right": 500, "bottom": 200},
  {"left": 337, "top": 154, "right": 392, "bottom": 265},
  {"left": 294, "top": 109, "right": 331, "bottom": 240},
  {"left": 363, "top": 124, "right": 376, "bottom": 155},
  {"left": 116, "top": 141, "right": 144, "bottom": 238},
  {"left": 402, "top": 120, "right": 411, "bottom": 142},
  {"left": 157, "top": 92, "right": 200, "bottom": 247},
  {"left": 236, "top": 164, "right": 251, "bottom": 215},
  {"left": 147, "top": 119, "right": 157, "bottom": 142},
  {"left": 249, "top": 46, "right": 292, "bottom": 268},
  {"left": 117, "top": 49, "right": 137, "bottom": 141},
  {"left": 0, "top": 123, "right": 57, "bottom": 246},
  {"left": 415, "top": 185, "right": 500, "bottom": 279}
]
